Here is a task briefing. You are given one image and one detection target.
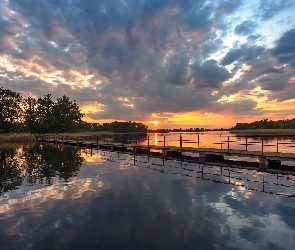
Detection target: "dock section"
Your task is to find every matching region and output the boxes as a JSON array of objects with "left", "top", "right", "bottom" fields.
[{"left": 38, "top": 135, "right": 295, "bottom": 175}]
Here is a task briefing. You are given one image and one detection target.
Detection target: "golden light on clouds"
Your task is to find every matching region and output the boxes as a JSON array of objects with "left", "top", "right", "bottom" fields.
[
  {"left": 244, "top": 65, "right": 252, "bottom": 71},
  {"left": 0, "top": 56, "right": 16, "bottom": 71},
  {"left": 223, "top": 64, "right": 252, "bottom": 86},
  {"left": 164, "top": 112, "right": 234, "bottom": 128},
  {"left": 1, "top": 0, "right": 295, "bottom": 130},
  {"left": 217, "top": 94, "right": 238, "bottom": 103},
  {"left": 257, "top": 98, "right": 295, "bottom": 111},
  {"left": 150, "top": 120, "right": 159, "bottom": 126},
  {"left": 69, "top": 70, "right": 95, "bottom": 87}
]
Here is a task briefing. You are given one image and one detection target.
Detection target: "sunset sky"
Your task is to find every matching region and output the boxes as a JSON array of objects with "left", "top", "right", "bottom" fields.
[{"left": 1, "top": 0, "right": 295, "bottom": 129}]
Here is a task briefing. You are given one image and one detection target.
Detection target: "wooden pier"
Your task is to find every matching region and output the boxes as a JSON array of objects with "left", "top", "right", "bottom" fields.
[{"left": 38, "top": 134, "right": 295, "bottom": 175}]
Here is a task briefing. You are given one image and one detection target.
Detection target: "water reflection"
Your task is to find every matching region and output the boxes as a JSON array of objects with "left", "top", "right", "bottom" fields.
[
  {"left": 0, "top": 146, "right": 295, "bottom": 249},
  {"left": 145, "top": 132, "right": 295, "bottom": 153},
  {"left": 100, "top": 151, "right": 295, "bottom": 198},
  {"left": 0, "top": 145, "right": 84, "bottom": 195},
  {"left": 0, "top": 148, "right": 23, "bottom": 194},
  {"left": 154, "top": 133, "right": 158, "bottom": 145}
]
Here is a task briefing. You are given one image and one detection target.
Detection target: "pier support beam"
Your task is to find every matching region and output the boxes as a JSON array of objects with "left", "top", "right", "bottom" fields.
[
  {"left": 166, "top": 150, "right": 182, "bottom": 158},
  {"left": 259, "top": 156, "right": 268, "bottom": 171},
  {"left": 267, "top": 159, "right": 281, "bottom": 170},
  {"left": 199, "top": 152, "right": 224, "bottom": 163},
  {"left": 258, "top": 157, "right": 281, "bottom": 171},
  {"left": 135, "top": 147, "right": 150, "bottom": 155}
]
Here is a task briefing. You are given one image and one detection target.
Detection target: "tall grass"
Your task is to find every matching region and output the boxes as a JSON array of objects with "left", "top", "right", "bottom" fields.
[
  {"left": 0, "top": 133, "right": 36, "bottom": 143},
  {"left": 40, "top": 131, "right": 114, "bottom": 142},
  {"left": 61, "top": 131, "right": 114, "bottom": 136}
]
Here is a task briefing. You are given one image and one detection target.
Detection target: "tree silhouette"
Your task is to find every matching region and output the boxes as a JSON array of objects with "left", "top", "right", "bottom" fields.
[{"left": 0, "top": 87, "right": 22, "bottom": 133}]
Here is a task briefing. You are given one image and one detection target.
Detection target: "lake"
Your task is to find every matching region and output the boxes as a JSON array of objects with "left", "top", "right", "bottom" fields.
[
  {"left": 0, "top": 143, "right": 295, "bottom": 250},
  {"left": 141, "top": 131, "right": 295, "bottom": 154}
]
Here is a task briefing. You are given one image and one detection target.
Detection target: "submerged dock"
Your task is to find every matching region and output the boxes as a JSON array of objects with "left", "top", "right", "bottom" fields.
[{"left": 38, "top": 134, "right": 295, "bottom": 175}]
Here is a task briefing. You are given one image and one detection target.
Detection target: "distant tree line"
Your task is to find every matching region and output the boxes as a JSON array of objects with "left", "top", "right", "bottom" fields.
[
  {"left": 231, "top": 118, "right": 295, "bottom": 130},
  {"left": 148, "top": 128, "right": 228, "bottom": 133},
  {"left": 149, "top": 128, "right": 205, "bottom": 133},
  {"left": 80, "top": 121, "right": 148, "bottom": 133},
  {"left": 0, "top": 87, "right": 148, "bottom": 134}
]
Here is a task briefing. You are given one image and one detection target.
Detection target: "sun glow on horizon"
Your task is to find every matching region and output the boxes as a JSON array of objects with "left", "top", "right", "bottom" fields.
[{"left": 150, "top": 121, "right": 159, "bottom": 126}]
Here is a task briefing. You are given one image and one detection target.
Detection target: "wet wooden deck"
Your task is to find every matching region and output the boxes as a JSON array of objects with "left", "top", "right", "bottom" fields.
[{"left": 38, "top": 138, "right": 295, "bottom": 175}]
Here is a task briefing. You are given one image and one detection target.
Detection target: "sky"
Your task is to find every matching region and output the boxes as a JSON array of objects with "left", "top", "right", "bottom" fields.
[{"left": 0, "top": 0, "right": 295, "bottom": 129}]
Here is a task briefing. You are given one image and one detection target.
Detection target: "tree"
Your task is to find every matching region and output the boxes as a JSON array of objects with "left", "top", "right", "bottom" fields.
[
  {"left": 23, "top": 96, "right": 38, "bottom": 134},
  {"left": 105, "top": 121, "right": 148, "bottom": 133},
  {"left": 35, "top": 94, "right": 55, "bottom": 133},
  {"left": 0, "top": 87, "right": 22, "bottom": 133},
  {"left": 52, "top": 95, "right": 84, "bottom": 133}
]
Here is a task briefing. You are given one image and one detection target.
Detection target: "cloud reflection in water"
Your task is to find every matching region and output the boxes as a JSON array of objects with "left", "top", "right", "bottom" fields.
[{"left": 0, "top": 145, "right": 294, "bottom": 249}]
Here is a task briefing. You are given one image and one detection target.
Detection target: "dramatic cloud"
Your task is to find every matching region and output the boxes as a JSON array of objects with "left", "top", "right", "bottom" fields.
[
  {"left": 221, "top": 49, "right": 243, "bottom": 66},
  {"left": 258, "top": 0, "right": 293, "bottom": 20},
  {"left": 235, "top": 20, "right": 257, "bottom": 36},
  {"left": 272, "top": 28, "right": 295, "bottom": 65},
  {"left": 191, "top": 60, "right": 231, "bottom": 89},
  {"left": 0, "top": 0, "right": 295, "bottom": 128},
  {"left": 221, "top": 45, "right": 265, "bottom": 66}
]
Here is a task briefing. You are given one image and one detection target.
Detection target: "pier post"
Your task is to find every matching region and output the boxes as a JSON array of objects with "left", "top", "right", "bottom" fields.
[
  {"left": 148, "top": 135, "right": 150, "bottom": 156},
  {"left": 163, "top": 135, "right": 166, "bottom": 157},
  {"left": 180, "top": 135, "right": 183, "bottom": 157},
  {"left": 162, "top": 135, "right": 166, "bottom": 165},
  {"left": 201, "top": 164, "right": 204, "bottom": 179},
  {"left": 245, "top": 135, "right": 248, "bottom": 151},
  {"left": 276, "top": 136, "right": 279, "bottom": 153},
  {"left": 96, "top": 136, "right": 99, "bottom": 149},
  {"left": 199, "top": 152, "right": 205, "bottom": 163},
  {"left": 261, "top": 137, "right": 264, "bottom": 156},
  {"left": 197, "top": 134, "right": 200, "bottom": 148},
  {"left": 133, "top": 146, "right": 136, "bottom": 165},
  {"left": 227, "top": 136, "right": 230, "bottom": 154},
  {"left": 259, "top": 156, "right": 268, "bottom": 171}
]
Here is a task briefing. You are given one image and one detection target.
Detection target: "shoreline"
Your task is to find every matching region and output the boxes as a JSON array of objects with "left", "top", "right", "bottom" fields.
[{"left": 230, "top": 129, "right": 295, "bottom": 136}]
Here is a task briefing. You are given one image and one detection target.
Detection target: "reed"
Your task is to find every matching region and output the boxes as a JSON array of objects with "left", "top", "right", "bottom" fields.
[
  {"left": 0, "top": 133, "right": 36, "bottom": 143},
  {"left": 62, "top": 131, "right": 114, "bottom": 136},
  {"left": 39, "top": 131, "right": 114, "bottom": 142}
]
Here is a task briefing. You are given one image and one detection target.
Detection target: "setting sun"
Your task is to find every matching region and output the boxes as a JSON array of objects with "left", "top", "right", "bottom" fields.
[{"left": 150, "top": 121, "right": 159, "bottom": 126}]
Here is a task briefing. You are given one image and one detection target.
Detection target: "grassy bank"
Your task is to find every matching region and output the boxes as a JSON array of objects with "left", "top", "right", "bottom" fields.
[
  {"left": 46, "top": 131, "right": 146, "bottom": 138},
  {"left": 0, "top": 133, "right": 36, "bottom": 143},
  {"left": 230, "top": 129, "right": 295, "bottom": 136},
  {"left": 40, "top": 131, "right": 148, "bottom": 142},
  {"left": 37, "top": 131, "right": 114, "bottom": 142}
]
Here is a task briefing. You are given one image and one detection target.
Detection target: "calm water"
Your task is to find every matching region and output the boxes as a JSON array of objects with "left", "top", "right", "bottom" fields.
[
  {"left": 138, "top": 131, "right": 295, "bottom": 154},
  {"left": 0, "top": 144, "right": 295, "bottom": 250}
]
